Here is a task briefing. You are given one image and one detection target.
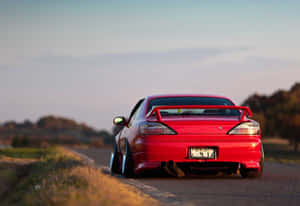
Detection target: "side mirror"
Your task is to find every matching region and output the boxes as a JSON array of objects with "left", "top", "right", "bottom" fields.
[{"left": 113, "top": 116, "right": 127, "bottom": 126}]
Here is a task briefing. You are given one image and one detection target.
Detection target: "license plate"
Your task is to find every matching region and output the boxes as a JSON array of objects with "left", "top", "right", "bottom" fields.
[{"left": 189, "top": 147, "right": 217, "bottom": 159}]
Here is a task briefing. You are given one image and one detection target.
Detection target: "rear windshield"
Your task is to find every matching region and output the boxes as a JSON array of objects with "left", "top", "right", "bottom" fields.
[{"left": 148, "top": 97, "right": 240, "bottom": 116}]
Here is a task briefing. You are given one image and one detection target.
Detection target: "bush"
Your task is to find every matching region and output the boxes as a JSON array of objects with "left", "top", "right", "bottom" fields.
[
  {"left": 10, "top": 135, "right": 83, "bottom": 148},
  {"left": 12, "top": 136, "right": 29, "bottom": 147}
]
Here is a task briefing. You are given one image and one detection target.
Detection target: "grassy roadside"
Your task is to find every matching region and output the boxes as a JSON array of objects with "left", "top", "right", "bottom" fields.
[
  {"left": 0, "top": 147, "right": 158, "bottom": 206},
  {"left": 263, "top": 138, "right": 300, "bottom": 164}
]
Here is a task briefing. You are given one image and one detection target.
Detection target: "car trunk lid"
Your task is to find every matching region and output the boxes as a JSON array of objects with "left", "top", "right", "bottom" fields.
[{"left": 148, "top": 116, "right": 240, "bottom": 135}]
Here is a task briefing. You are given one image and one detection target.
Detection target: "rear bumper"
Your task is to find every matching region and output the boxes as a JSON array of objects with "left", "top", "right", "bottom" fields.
[
  {"left": 134, "top": 160, "right": 261, "bottom": 174},
  {"left": 132, "top": 134, "right": 262, "bottom": 174}
]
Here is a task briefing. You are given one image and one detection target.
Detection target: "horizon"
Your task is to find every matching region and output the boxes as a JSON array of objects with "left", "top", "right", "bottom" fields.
[
  {"left": 1, "top": 1, "right": 300, "bottom": 130},
  {"left": 0, "top": 82, "right": 298, "bottom": 131}
]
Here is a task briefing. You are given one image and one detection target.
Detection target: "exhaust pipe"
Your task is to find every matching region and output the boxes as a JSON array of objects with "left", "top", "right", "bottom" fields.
[
  {"left": 236, "top": 163, "right": 241, "bottom": 175},
  {"left": 161, "top": 160, "right": 185, "bottom": 177}
]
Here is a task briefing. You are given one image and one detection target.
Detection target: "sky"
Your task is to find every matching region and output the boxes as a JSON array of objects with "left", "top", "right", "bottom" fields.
[{"left": 0, "top": 0, "right": 300, "bottom": 130}]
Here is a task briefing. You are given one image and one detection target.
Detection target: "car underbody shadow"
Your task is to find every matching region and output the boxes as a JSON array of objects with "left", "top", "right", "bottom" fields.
[{"left": 135, "top": 168, "right": 242, "bottom": 180}]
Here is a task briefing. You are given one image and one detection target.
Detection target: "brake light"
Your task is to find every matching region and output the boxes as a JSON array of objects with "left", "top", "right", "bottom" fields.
[
  {"left": 139, "top": 122, "right": 176, "bottom": 135},
  {"left": 228, "top": 121, "right": 260, "bottom": 135}
]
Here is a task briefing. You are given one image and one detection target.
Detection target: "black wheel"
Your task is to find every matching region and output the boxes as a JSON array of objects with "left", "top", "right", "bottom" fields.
[
  {"left": 260, "top": 144, "right": 265, "bottom": 175},
  {"left": 110, "top": 143, "right": 121, "bottom": 174},
  {"left": 241, "top": 144, "right": 264, "bottom": 178},
  {"left": 240, "top": 168, "right": 259, "bottom": 178},
  {"left": 121, "top": 141, "right": 135, "bottom": 178},
  {"left": 241, "top": 158, "right": 264, "bottom": 178}
]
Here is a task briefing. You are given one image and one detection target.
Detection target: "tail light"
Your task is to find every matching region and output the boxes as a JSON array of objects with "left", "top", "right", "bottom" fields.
[
  {"left": 228, "top": 121, "right": 260, "bottom": 135},
  {"left": 139, "top": 122, "right": 177, "bottom": 135}
]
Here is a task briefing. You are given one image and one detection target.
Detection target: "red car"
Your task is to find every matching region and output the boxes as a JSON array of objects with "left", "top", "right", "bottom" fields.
[{"left": 110, "top": 95, "right": 264, "bottom": 178}]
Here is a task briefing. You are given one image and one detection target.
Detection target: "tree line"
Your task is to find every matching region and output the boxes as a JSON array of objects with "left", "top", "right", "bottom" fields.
[
  {"left": 243, "top": 82, "right": 300, "bottom": 151},
  {"left": 1, "top": 83, "right": 299, "bottom": 150},
  {"left": 0, "top": 115, "right": 114, "bottom": 147}
]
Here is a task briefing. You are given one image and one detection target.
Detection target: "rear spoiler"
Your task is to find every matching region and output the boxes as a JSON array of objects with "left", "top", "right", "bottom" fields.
[{"left": 147, "top": 105, "right": 252, "bottom": 122}]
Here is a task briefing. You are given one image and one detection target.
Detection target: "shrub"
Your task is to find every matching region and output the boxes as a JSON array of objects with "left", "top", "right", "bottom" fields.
[{"left": 11, "top": 136, "right": 29, "bottom": 147}]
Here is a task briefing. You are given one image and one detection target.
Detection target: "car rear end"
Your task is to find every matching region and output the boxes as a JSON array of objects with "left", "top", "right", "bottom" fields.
[{"left": 132, "top": 96, "right": 263, "bottom": 177}]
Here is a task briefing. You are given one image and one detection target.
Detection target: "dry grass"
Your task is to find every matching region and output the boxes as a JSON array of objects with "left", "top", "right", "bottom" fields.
[
  {"left": 0, "top": 155, "right": 37, "bottom": 163},
  {"left": 0, "top": 165, "right": 18, "bottom": 197},
  {"left": 27, "top": 166, "right": 158, "bottom": 206},
  {"left": 0, "top": 159, "right": 33, "bottom": 202},
  {"left": 70, "top": 144, "right": 89, "bottom": 149},
  {"left": 0, "top": 147, "right": 158, "bottom": 206},
  {"left": 89, "top": 138, "right": 105, "bottom": 148},
  {"left": 262, "top": 137, "right": 289, "bottom": 144}
]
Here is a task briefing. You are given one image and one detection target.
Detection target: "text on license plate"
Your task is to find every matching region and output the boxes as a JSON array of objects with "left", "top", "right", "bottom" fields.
[{"left": 189, "top": 147, "right": 217, "bottom": 159}]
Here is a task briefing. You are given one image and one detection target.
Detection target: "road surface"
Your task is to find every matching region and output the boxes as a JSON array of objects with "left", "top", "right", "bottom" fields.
[{"left": 75, "top": 147, "right": 300, "bottom": 206}]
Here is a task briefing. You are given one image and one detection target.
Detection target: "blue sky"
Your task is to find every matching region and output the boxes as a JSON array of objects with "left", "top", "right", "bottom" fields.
[{"left": 0, "top": 0, "right": 299, "bottom": 130}]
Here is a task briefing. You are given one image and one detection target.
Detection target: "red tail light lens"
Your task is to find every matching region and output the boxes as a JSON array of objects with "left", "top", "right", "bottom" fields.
[
  {"left": 139, "top": 122, "right": 176, "bottom": 135},
  {"left": 228, "top": 121, "right": 260, "bottom": 135}
]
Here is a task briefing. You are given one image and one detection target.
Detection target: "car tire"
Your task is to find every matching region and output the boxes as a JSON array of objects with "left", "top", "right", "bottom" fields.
[
  {"left": 121, "top": 141, "right": 135, "bottom": 178},
  {"left": 240, "top": 158, "right": 264, "bottom": 178},
  {"left": 110, "top": 143, "right": 121, "bottom": 174}
]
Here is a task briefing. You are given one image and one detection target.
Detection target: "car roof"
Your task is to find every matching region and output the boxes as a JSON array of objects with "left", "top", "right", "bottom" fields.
[
  {"left": 143, "top": 94, "right": 236, "bottom": 105},
  {"left": 146, "top": 94, "right": 231, "bottom": 100}
]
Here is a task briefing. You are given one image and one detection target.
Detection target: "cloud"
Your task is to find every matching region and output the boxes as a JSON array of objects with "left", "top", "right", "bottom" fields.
[
  {"left": 34, "top": 47, "right": 250, "bottom": 69},
  {"left": 245, "top": 56, "right": 299, "bottom": 69}
]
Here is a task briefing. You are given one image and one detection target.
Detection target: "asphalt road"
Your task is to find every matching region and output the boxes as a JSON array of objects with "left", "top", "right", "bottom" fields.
[{"left": 75, "top": 147, "right": 300, "bottom": 206}]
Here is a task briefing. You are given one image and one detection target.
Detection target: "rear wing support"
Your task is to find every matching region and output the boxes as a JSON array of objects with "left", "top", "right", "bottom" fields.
[{"left": 147, "top": 105, "right": 252, "bottom": 122}]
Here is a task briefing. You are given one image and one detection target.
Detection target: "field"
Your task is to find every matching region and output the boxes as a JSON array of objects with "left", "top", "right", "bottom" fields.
[
  {"left": 263, "top": 138, "right": 300, "bottom": 164},
  {"left": 0, "top": 147, "right": 158, "bottom": 206}
]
